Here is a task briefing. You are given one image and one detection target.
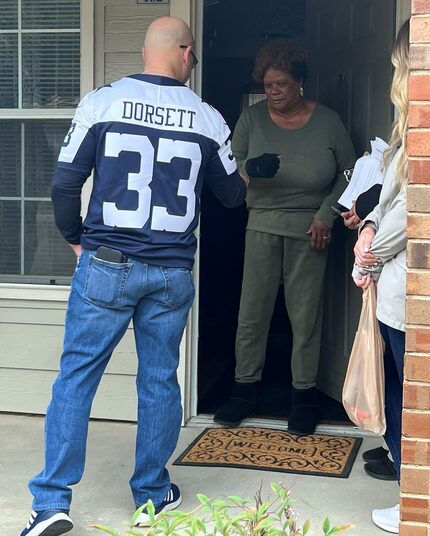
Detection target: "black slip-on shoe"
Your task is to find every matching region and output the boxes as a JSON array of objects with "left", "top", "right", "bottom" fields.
[
  {"left": 213, "top": 382, "right": 257, "bottom": 426},
  {"left": 362, "top": 446, "right": 389, "bottom": 463},
  {"left": 364, "top": 457, "right": 398, "bottom": 481}
]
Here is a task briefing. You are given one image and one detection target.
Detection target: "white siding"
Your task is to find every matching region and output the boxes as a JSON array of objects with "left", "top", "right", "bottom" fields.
[
  {"left": 0, "top": 0, "right": 186, "bottom": 422},
  {"left": 0, "top": 295, "right": 138, "bottom": 419},
  {"left": 95, "top": 0, "right": 169, "bottom": 86}
]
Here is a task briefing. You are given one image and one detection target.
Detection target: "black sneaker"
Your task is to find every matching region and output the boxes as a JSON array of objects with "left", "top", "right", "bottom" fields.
[
  {"left": 362, "top": 446, "right": 389, "bottom": 462},
  {"left": 20, "top": 510, "right": 73, "bottom": 536},
  {"left": 134, "top": 483, "right": 182, "bottom": 527}
]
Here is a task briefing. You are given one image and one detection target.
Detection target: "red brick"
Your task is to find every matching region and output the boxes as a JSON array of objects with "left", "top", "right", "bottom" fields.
[
  {"left": 409, "top": 159, "right": 430, "bottom": 184},
  {"left": 411, "top": 16, "right": 430, "bottom": 43},
  {"left": 401, "top": 497, "right": 430, "bottom": 523},
  {"left": 405, "top": 354, "right": 430, "bottom": 382},
  {"left": 410, "top": 44, "right": 430, "bottom": 70},
  {"left": 407, "top": 270, "right": 430, "bottom": 295},
  {"left": 399, "top": 523, "right": 428, "bottom": 536},
  {"left": 410, "top": 104, "right": 430, "bottom": 128},
  {"left": 412, "top": 0, "right": 430, "bottom": 14},
  {"left": 408, "top": 215, "right": 430, "bottom": 238},
  {"left": 408, "top": 185, "right": 430, "bottom": 211},
  {"left": 409, "top": 74, "right": 430, "bottom": 101},
  {"left": 404, "top": 382, "right": 430, "bottom": 410},
  {"left": 403, "top": 410, "right": 430, "bottom": 439},
  {"left": 407, "top": 295, "right": 430, "bottom": 324},
  {"left": 402, "top": 438, "right": 430, "bottom": 464},
  {"left": 408, "top": 242, "right": 430, "bottom": 269},
  {"left": 401, "top": 466, "right": 430, "bottom": 494},
  {"left": 408, "top": 131, "right": 430, "bottom": 157},
  {"left": 407, "top": 327, "right": 430, "bottom": 352}
]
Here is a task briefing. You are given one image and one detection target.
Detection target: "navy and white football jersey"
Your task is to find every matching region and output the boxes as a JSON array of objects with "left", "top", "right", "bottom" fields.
[{"left": 52, "top": 74, "right": 246, "bottom": 268}]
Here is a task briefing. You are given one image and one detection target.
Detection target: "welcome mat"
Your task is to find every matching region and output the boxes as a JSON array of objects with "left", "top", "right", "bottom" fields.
[{"left": 174, "top": 427, "right": 362, "bottom": 478}]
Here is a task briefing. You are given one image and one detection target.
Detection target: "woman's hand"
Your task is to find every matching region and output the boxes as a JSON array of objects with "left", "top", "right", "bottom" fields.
[
  {"left": 245, "top": 153, "right": 281, "bottom": 178},
  {"left": 306, "top": 218, "right": 331, "bottom": 250},
  {"left": 354, "top": 225, "right": 378, "bottom": 267},
  {"left": 341, "top": 202, "right": 361, "bottom": 230},
  {"left": 353, "top": 274, "right": 372, "bottom": 289}
]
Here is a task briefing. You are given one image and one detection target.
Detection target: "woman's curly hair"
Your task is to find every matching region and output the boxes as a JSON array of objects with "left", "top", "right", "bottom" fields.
[{"left": 252, "top": 39, "right": 308, "bottom": 84}]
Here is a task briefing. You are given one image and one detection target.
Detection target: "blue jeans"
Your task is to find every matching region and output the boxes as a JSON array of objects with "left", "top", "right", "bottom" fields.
[
  {"left": 29, "top": 249, "right": 195, "bottom": 511},
  {"left": 379, "top": 321, "right": 405, "bottom": 483}
]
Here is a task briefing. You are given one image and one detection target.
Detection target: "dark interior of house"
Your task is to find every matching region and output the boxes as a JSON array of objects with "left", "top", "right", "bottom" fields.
[{"left": 197, "top": 0, "right": 350, "bottom": 424}]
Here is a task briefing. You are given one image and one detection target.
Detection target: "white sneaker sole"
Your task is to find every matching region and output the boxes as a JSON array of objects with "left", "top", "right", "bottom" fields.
[
  {"left": 371, "top": 515, "right": 399, "bottom": 533},
  {"left": 134, "top": 495, "right": 183, "bottom": 527}
]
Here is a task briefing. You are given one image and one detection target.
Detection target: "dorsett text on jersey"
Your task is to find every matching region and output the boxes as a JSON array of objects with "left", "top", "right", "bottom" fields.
[{"left": 122, "top": 101, "right": 196, "bottom": 129}]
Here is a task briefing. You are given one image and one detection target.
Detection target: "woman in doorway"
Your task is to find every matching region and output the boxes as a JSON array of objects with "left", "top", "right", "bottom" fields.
[
  {"left": 352, "top": 19, "right": 409, "bottom": 534},
  {"left": 214, "top": 39, "right": 356, "bottom": 435}
]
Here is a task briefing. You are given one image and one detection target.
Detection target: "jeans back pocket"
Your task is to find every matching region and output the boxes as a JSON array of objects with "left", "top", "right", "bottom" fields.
[{"left": 84, "top": 255, "right": 132, "bottom": 308}]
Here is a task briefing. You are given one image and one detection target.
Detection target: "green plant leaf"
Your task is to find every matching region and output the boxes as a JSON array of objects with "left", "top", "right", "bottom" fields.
[
  {"left": 89, "top": 524, "right": 120, "bottom": 536},
  {"left": 322, "top": 517, "right": 331, "bottom": 534},
  {"left": 214, "top": 510, "right": 224, "bottom": 531},
  {"left": 326, "top": 524, "right": 355, "bottom": 535},
  {"left": 256, "top": 501, "right": 269, "bottom": 518},
  {"left": 197, "top": 494, "right": 212, "bottom": 509},
  {"left": 91, "top": 483, "right": 353, "bottom": 536},
  {"left": 228, "top": 496, "right": 248, "bottom": 506},
  {"left": 302, "top": 518, "right": 311, "bottom": 535},
  {"left": 130, "top": 504, "right": 145, "bottom": 524}
]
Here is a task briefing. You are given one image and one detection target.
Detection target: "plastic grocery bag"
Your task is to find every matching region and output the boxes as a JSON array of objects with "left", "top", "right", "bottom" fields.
[{"left": 342, "top": 283, "right": 386, "bottom": 435}]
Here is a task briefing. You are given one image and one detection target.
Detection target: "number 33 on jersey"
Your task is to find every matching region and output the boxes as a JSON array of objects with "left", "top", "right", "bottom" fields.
[{"left": 53, "top": 74, "right": 246, "bottom": 269}]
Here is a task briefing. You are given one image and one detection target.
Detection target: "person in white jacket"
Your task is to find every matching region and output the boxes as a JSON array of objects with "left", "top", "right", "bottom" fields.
[{"left": 352, "top": 18, "right": 409, "bottom": 535}]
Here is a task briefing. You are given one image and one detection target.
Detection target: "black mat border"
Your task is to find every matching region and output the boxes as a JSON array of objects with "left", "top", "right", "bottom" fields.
[{"left": 173, "top": 427, "right": 363, "bottom": 479}]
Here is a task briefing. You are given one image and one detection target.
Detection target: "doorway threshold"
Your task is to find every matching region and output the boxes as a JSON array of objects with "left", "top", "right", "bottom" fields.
[{"left": 187, "top": 414, "right": 374, "bottom": 437}]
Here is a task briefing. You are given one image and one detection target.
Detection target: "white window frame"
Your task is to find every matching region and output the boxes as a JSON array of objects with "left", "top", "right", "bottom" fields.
[{"left": 0, "top": 0, "right": 94, "bottom": 300}]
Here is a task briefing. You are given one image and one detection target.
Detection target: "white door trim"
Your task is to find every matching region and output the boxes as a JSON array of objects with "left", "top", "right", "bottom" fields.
[{"left": 171, "top": 0, "right": 203, "bottom": 422}]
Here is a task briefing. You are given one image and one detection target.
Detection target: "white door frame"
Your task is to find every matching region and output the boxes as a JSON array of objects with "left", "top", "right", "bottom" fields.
[{"left": 169, "top": 0, "right": 203, "bottom": 422}]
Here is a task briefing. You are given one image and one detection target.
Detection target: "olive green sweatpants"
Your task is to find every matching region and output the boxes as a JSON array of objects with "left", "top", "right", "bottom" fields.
[{"left": 235, "top": 229, "right": 328, "bottom": 389}]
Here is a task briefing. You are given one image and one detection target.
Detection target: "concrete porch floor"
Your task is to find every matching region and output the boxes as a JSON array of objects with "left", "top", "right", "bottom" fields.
[{"left": 0, "top": 414, "right": 398, "bottom": 535}]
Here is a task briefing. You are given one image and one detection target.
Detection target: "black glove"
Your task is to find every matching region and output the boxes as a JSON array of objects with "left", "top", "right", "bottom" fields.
[{"left": 245, "top": 153, "right": 280, "bottom": 178}]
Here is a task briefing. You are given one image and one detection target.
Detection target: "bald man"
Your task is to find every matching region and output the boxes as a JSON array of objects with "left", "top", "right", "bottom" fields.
[{"left": 21, "top": 17, "right": 246, "bottom": 536}]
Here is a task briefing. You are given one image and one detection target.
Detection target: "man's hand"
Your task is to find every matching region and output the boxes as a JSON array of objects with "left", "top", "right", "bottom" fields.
[
  {"left": 354, "top": 226, "right": 378, "bottom": 267},
  {"left": 69, "top": 243, "right": 82, "bottom": 257},
  {"left": 245, "top": 153, "right": 281, "bottom": 178},
  {"left": 306, "top": 218, "right": 331, "bottom": 250},
  {"left": 341, "top": 202, "right": 361, "bottom": 230}
]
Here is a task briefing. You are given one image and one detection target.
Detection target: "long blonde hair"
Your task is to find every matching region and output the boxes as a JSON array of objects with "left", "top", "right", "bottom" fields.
[{"left": 383, "top": 19, "right": 410, "bottom": 185}]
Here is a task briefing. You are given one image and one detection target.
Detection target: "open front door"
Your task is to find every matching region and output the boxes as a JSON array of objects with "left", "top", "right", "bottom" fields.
[{"left": 305, "top": 0, "right": 396, "bottom": 400}]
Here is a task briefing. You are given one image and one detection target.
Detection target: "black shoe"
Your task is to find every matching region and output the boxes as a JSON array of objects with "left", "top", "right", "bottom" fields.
[
  {"left": 362, "top": 446, "right": 389, "bottom": 462},
  {"left": 288, "top": 387, "right": 320, "bottom": 436},
  {"left": 134, "top": 483, "right": 182, "bottom": 526},
  {"left": 364, "top": 457, "right": 398, "bottom": 481},
  {"left": 213, "top": 382, "right": 257, "bottom": 426}
]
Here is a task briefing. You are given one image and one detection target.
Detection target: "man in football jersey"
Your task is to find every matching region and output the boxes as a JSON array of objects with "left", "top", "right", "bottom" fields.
[{"left": 21, "top": 16, "right": 246, "bottom": 536}]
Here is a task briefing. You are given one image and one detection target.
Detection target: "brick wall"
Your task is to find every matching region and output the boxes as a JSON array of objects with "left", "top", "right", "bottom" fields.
[{"left": 401, "top": 2, "right": 430, "bottom": 534}]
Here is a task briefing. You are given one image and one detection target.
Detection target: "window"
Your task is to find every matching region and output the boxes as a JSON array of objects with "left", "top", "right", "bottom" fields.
[{"left": 0, "top": 0, "right": 81, "bottom": 284}]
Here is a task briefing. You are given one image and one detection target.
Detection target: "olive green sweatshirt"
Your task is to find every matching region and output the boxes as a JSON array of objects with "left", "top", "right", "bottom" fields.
[{"left": 232, "top": 100, "right": 356, "bottom": 239}]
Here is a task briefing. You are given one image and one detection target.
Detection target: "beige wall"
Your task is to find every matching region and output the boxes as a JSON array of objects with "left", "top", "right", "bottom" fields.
[{"left": 0, "top": 0, "right": 196, "bottom": 422}]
